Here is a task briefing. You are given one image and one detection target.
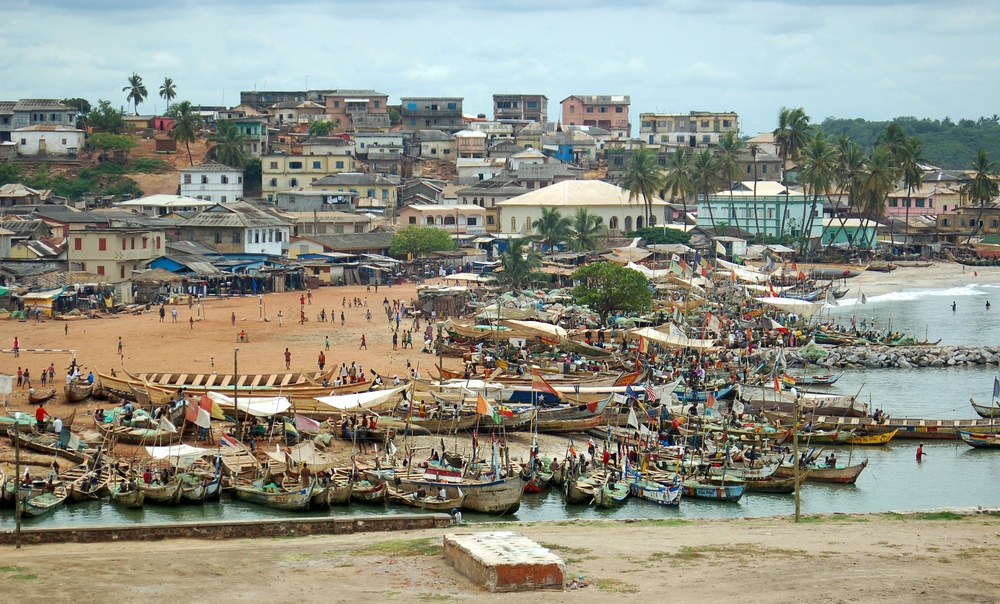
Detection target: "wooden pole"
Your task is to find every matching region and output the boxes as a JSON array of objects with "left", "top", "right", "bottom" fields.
[
  {"left": 793, "top": 388, "right": 801, "bottom": 523},
  {"left": 14, "top": 418, "right": 23, "bottom": 548},
  {"left": 234, "top": 347, "right": 241, "bottom": 439}
]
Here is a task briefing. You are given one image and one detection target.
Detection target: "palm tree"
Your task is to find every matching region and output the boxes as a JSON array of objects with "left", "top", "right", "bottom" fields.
[
  {"left": 170, "top": 100, "right": 203, "bottom": 167},
  {"left": 896, "top": 136, "right": 925, "bottom": 251},
  {"left": 963, "top": 149, "right": 1000, "bottom": 243},
  {"left": 690, "top": 149, "right": 721, "bottom": 234},
  {"left": 568, "top": 207, "right": 607, "bottom": 252},
  {"left": 662, "top": 147, "right": 694, "bottom": 226},
  {"left": 620, "top": 148, "right": 665, "bottom": 228},
  {"left": 773, "top": 107, "right": 811, "bottom": 236},
  {"left": 797, "top": 131, "right": 838, "bottom": 253},
  {"left": 532, "top": 207, "right": 573, "bottom": 252},
  {"left": 857, "top": 145, "right": 897, "bottom": 249},
  {"left": 123, "top": 73, "right": 148, "bottom": 115},
  {"left": 207, "top": 120, "right": 249, "bottom": 168},
  {"left": 159, "top": 77, "right": 176, "bottom": 111},
  {"left": 825, "top": 135, "right": 867, "bottom": 246},
  {"left": 497, "top": 238, "right": 543, "bottom": 291},
  {"left": 308, "top": 120, "right": 339, "bottom": 138},
  {"left": 716, "top": 132, "right": 746, "bottom": 235},
  {"left": 748, "top": 142, "right": 762, "bottom": 236}
]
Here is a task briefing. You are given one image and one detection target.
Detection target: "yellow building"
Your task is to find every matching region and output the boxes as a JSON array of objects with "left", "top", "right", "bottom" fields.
[
  {"left": 67, "top": 226, "right": 166, "bottom": 282},
  {"left": 262, "top": 151, "right": 356, "bottom": 201}
]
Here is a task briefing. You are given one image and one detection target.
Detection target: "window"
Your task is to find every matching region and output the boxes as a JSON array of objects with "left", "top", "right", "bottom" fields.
[
  {"left": 624, "top": 216, "right": 633, "bottom": 230},
  {"left": 214, "top": 231, "right": 222, "bottom": 244},
  {"left": 407, "top": 102, "right": 417, "bottom": 110},
  {"left": 382, "top": 189, "right": 388, "bottom": 199},
  {"left": 468, "top": 216, "right": 478, "bottom": 226},
  {"left": 409, "top": 216, "right": 417, "bottom": 224},
  {"left": 61, "top": 139, "right": 67, "bottom": 145},
  {"left": 269, "top": 161, "right": 278, "bottom": 169},
  {"left": 232, "top": 232, "right": 241, "bottom": 243},
  {"left": 702, "top": 135, "right": 710, "bottom": 143},
  {"left": 676, "top": 136, "right": 685, "bottom": 143},
  {"left": 568, "top": 106, "right": 575, "bottom": 113},
  {"left": 268, "top": 178, "right": 277, "bottom": 187},
  {"left": 915, "top": 199, "right": 925, "bottom": 208},
  {"left": 334, "top": 101, "right": 340, "bottom": 108},
  {"left": 221, "top": 175, "right": 229, "bottom": 184},
  {"left": 447, "top": 102, "right": 457, "bottom": 110},
  {"left": 276, "top": 231, "right": 282, "bottom": 242},
  {"left": 142, "top": 237, "right": 147, "bottom": 249},
  {"left": 443, "top": 149, "right": 450, "bottom": 155},
  {"left": 701, "top": 120, "right": 709, "bottom": 127},
  {"left": 609, "top": 217, "right": 618, "bottom": 230},
  {"left": 131, "top": 237, "right": 135, "bottom": 249},
  {"left": 156, "top": 236, "right": 161, "bottom": 249},
  {"left": 762, "top": 165, "right": 767, "bottom": 174},
  {"left": 615, "top": 106, "right": 623, "bottom": 113},
  {"left": 290, "top": 178, "right": 298, "bottom": 187},
  {"left": 374, "top": 100, "right": 381, "bottom": 108},
  {"left": 200, "top": 175, "right": 208, "bottom": 184},
  {"left": 888, "top": 200, "right": 898, "bottom": 207},
  {"left": 527, "top": 101, "right": 537, "bottom": 109},
  {"left": 586, "top": 107, "right": 594, "bottom": 113},
  {"left": 98, "top": 238, "right": 107, "bottom": 251},
  {"left": 122, "top": 238, "right": 127, "bottom": 250},
  {"left": 426, "top": 217, "right": 434, "bottom": 225},
  {"left": 183, "top": 174, "right": 192, "bottom": 184},
  {"left": 335, "top": 161, "right": 344, "bottom": 169},
  {"left": 120, "top": 266, "right": 125, "bottom": 279},
  {"left": 97, "top": 265, "right": 105, "bottom": 276},
  {"left": 723, "top": 120, "right": 731, "bottom": 127},
  {"left": 289, "top": 161, "right": 303, "bottom": 169},
  {"left": 942, "top": 218, "right": 949, "bottom": 226},
  {"left": 221, "top": 196, "right": 227, "bottom": 202},
  {"left": 20, "top": 138, "right": 26, "bottom": 145},
  {"left": 747, "top": 165, "right": 752, "bottom": 174}
]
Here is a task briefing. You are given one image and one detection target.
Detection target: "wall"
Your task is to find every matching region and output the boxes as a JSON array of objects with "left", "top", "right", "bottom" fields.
[
  {"left": 181, "top": 170, "right": 244, "bottom": 203},
  {"left": 16, "top": 130, "right": 85, "bottom": 155}
]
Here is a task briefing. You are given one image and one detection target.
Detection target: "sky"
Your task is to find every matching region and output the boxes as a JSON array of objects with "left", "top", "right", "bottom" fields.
[{"left": 4, "top": 0, "right": 999, "bottom": 135}]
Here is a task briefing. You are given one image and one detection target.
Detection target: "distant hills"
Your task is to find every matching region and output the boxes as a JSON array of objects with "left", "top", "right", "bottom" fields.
[{"left": 819, "top": 116, "right": 1000, "bottom": 170}]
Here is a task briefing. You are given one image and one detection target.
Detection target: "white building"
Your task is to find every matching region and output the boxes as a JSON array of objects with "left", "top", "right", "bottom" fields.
[
  {"left": 15, "top": 125, "right": 85, "bottom": 156},
  {"left": 180, "top": 161, "right": 244, "bottom": 203},
  {"left": 497, "top": 180, "right": 669, "bottom": 234},
  {"left": 116, "top": 194, "right": 217, "bottom": 217}
]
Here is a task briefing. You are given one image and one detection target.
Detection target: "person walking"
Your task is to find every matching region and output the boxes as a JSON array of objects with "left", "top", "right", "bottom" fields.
[
  {"left": 118, "top": 337, "right": 123, "bottom": 356},
  {"left": 325, "top": 336, "right": 330, "bottom": 351},
  {"left": 159, "top": 306, "right": 165, "bottom": 322},
  {"left": 172, "top": 308, "right": 178, "bottom": 322},
  {"left": 13, "top": 336, "right": 19, "bottom": 358},
  {"left": 284, "top": 348, "right": 292, "bottom": 370},
  {"left": 359, "top": 335, "right": 367, "bottom": 350},
  {"left": 16, "top": 367, "right": 23, "bottom": 388},
  {"left": 392, "top": 331, "right": 398, "bottom": 351},
  {"left": 231, "top": 312, "right": 236, "bottom": 326},
  {"left": 277, "top": 310, "right": 283, "bottom": 326},
  {"left": 189, "top": 316, "right": 194, "bottom": 329},
  {"left": 318, "top": 351, "right": 326, "bottom": 371},
  {"left": 340, "top": 311, "right": 345, "bottom": 327}
]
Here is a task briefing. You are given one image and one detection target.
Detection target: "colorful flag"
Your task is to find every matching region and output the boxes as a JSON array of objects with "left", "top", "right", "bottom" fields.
[
  {"left": 568, "top": 436, "right": 577, "bottom": 457},
  {"left": 625, "top": 384, "right": 637, "bottom": 399},
  {"left": 627, "top": 407, "right": 641, "bottom": 429},
  {"left": 768, "top": 282, "right": 778, "bottom": 297},
  {"left": 645, "top": 381, "right": 656, "bottom": 403},
  {"left": 201, "top": 394, "right": 225, "bottom": 420},
  {"left": 185, "top": 399, "right": 199, "bottom": 424},
  {"left": 638, "top": 335, "right": 648, "bottom": 354},
  {"left": 716, "top": 240, "right": 725, "bottom": 255},
  {"left": 792, "top": 261, "right": 798, "bottom": 272},
  {"left": 825, "top": 290, "right": 839, "bottom": 306},
  {"left": 773, "top": 375, "right": 782, "bottom": 392},
  {"left": 761, "top": 316, "right": 788, "bottom": 333},
  {"left": 158, "top": 416, "right": 178, "bottom": 434},
  {"left": 701, "top": 266, "right": 708, "bottom": 278},
  {"left": 477, "top": 392, "right": 500, "bottom": 424},
  {"left": 694, "top": 251, "right": 702, "bottom": 266},
  {"left": 706, "top": 391, "right": 716, "bottom": 409},
  {"left": 220, "top": 433, "right": 239, "bottom": 447},
  {"left": 295, "top": 413, "right": 322, "bottom": 433},
  {"left": 679, "top": 258, "right": 689, "bottom": 274},
  {"left": 195, "top": 408, "right": 212, "bottom": 429},
  {"left": 531, "top": 369, "right": 562, "bottom": 399}
]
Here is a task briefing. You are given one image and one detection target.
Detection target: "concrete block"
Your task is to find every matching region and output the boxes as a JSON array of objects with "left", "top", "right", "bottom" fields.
[{"left": 443, "top": 531, "right": 565, "bottom": 592}]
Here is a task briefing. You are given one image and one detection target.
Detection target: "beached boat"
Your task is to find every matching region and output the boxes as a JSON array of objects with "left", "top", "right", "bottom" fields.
[
  {"left": 535, "top": 414, "right": 605, "bottom": 434},
  {"left": 775, "top": 459, "right": 868, "bottom": 484},
  {"left": 350, "top": 479, "right": 387, "bottom": 504},
  {"left": 958, "top": 431, "right": 1000, "bottom": 448},
  {"left": 845, "top": 429, "right": 899, "bottom": 446},
  {"left": 95, "top": 420, "right": 183, "bottom": 446},
  {"left": 742, "top": 475, "right": 802, "bottom": 494},
  {"left": 232, "top": 480, "right": 313, "bottom": 511},
  {"left": 707, "top": 462, "right": 779, "bottom": 481},
  {"left": 138, "top": 479, "right": 183, "bottom": 505},
  {"left": 65, "top": 379, "right": 94, "bottom": 402},
  {"left": 305, "top": 478, "right": 352, "bottom": 508},
  {"left": 387, "top": 485, "right": 465, "bottom": 511},
  {"left": 7, "top": 427, "right": 91, "bottom": 464},
  {"left": 108, "top": 482, "right": 145, "bottom": 508},
  {"left": 628, "top": 477, "right": 682, "bottom": 506},
  {"left": 781, "top": 372, "right": 845, "bottom": 387},
  {"left": 398, "top": 472, "right": 525, "bottom": 515},
  {"left": 970, "top": 398, "right": 1000, "bottom": 419},
  {"left": 66, "top": 463, "right": 111, "bottom": 502},
  {"left": 680, "top": 478, "right": 745, "bottom": 502},
  {"left": 592, "top": 480, "right": 630, "bottom": 508},
  {"left": 179, "top": 471, "right": 222, "bottom": 503},
  {"left": 28, "top": 387, "right": 56, "bottom": 404},
  {"left": 19, "top": 483, "right": 69, "bottom": 518}
]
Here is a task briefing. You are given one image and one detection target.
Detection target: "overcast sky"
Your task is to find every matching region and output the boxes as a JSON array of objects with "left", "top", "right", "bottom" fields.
[{"left": 5, "top": 0, "right": 998, "bottom": 135}]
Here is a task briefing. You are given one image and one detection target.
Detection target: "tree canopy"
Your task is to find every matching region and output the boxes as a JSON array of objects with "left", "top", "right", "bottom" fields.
[
  {"left": 170, "top": 100, "right": 203, "bottom": 167},
  {"left": 207, "top": 120, "right": 249, "bottom": 168},
  {"left": 87, "top": 100, "right": 126, "bottom": 134},
  {"left": 123, "top": 73, "right": 148, "bottom": 115},
  {"left": 495, "top": 238, "right": 544, "bottom": 291},
  {"left": 389, "top": 225, "right": 455, "bottom": 258},
  {"left": 88, "top": 133, "right": 138, "bottom": 158},
  {"left": 571, "top": 262, "right": 652, "bottom": 321},
  {"left": 628, "top": 226, "right": 691, "bottom": 245}
]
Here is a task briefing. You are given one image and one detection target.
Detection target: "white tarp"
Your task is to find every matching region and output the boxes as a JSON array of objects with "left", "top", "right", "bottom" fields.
[
  {"left": 266, "top": 441, "right": 336, "bottom": 472},
  {"left": 314, "top": 386, "right": 406, "bottom": 412},
  {"left": 207, "top": 391, "right": 291, "bottom": 417},
  {"left": 625, "top": 261, "right": 671, "bottom": 279},
  {"left": 716, "top": 258, "right": 771, "bottom": 284},
  {"left": 755, "top": 297, "right": 826, "bottom": 320},
  {"left": 144, "top": 444, "right": 212, "bottom": 468},
  {"left": 632, "top": 326, "right": 718, "bottom": 351},
  {"left": 743, "top": 283, "right": 793, "bottom": 294},
  {"left": 502, "top": 320, "right": 568, "bottom": 338}
]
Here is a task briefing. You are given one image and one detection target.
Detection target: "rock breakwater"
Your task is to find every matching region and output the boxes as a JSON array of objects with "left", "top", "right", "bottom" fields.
[{"left": 759, "top": 346, "right": 1000, "bottom": 370}]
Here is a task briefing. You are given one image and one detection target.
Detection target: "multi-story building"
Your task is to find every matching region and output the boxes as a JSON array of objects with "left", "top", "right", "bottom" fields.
[
  {"left": 560, "top": 95, "right": 631, "bottom": 139},
  {"left": 697, "top": 181, "right": 820, "bottom": 240},
  {"left": 307, "top": 173, "right": 399, "bottom": 209},
  {"left": 239, "top": 90, "right": 330, "bottom": 111},
  {"left": 639, "top": 111, "right": 739, "bottom": 148},
  {"left": 455, "top": 130, "right": 487, "bottom": 158},
  {"left": 231, "top": 116, "right": 269, "bottom": 157},
  {"left": 492, "top": 94, "right": 548, "bottom": 122},
  {"left": 180, "top": 161, "right": 244, "bottom": 203},
  {"left": 177, "top": 201, "right": 290, "bottom": 256},
  {"left": 323, "top": 90, "right": 390, "bottom": 132},
  {"left": 262, "top": 145, "right": 356, "bottom": 201},
  {"left": 67, "top": 226, "right": 166, "bottom": 282},
  {"left": 455, "top": 177, "right": 528, "bottom": 233},
  {"left": 15, "top": 125, "right": 85, "bottom": 156},
  {"left": 400, "top": 97, "right": 464, "bottom": 133}
]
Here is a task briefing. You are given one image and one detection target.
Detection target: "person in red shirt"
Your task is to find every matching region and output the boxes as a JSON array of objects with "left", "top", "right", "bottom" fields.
[{"left": 35, "top": 404, "right": 49, "bottom": 429}]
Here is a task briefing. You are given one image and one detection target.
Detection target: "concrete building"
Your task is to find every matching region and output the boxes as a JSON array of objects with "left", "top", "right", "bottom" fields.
[
  {"left": 400, "top": 97, "right": 464, "bottom": 133},
  {"left": 0, "top": 183, "right": 49, "bottom": 207},
  {"left": 15, "top": 125, "right": 84, "bottom": 156},
  {"left": 3, "top": 99, "right": 76, "bottom": 141},
  {"left": 323, "top": 90, "right": 390, "bottom": 132},
  {"left": 307, "top": 173, "right": 399, "bottom": 209},
  {"left": 639, "top": 111, "right": 739, "bottom": 148},
  {"left": 455, "top": 130, "right": 487, "bottom": 158},
  {"left": 68, "top": 226, "right": 166, "bottom": 282},
  {"left": 180, "top": 161, "right": 244, "bottom": 203},
  {"left": 177, "top": 201, "right": 290, "bottom": 256},
  {"left": 493, "top": 94, "right": 548, "bottom": 122},
  {"left": 697, "top": 181, "right": 819, "bottom": 240},
  {"left": 412, "top": 130, "right": 456, "bottom": 159},
  {"left": 560, "top": 95, "right": 631, "bottom": 139},
  {"left": 455, "top": 177, "right": 528, "bottom": 233},
  {"left": 116, "top": 194, "right": 217, "bottom": 217},
  {"left": 281, "top": 210, "right": 377, "bottom": 237},
  {"left": 262, "top": 146, "right": 356, "bottom": 201},
  {"left": 231, "top": 116, "right": 269, "bottom": 157},
  {"left": 398, "top": 203, "right": 487, "bottom": 234}
]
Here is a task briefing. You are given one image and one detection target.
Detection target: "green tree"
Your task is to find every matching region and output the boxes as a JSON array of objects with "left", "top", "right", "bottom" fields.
[
  {"left": 895, "top": 134, "right": 925, "bottom": 249},
  {"left": 387, "top": 107, "right": 401, "bottom": 126},
  {"left": 206, "top": 120, "right": 249, "bottom": 168},
  {"left": 963, "top": 149, "right": 1000, "bottom": 242},
  {"left": 87, "top": 100, "right": 126, "bottom": 134},
  {"left": 629, "top": 226, "right": 691, "bottom": 245},
  {"left": 571, "top": 262, "right": 652, "bottom": 322},
  {"left": 159, "top": 77, "right": 177, "bottom": 111},
  {"left": 388, "top": 225, "right": 455, "bottom": 258},
  {"left": 857, "top": 145, "right": 897, "bottom": 248},
  {"left": 774, "top": 107, "right": 811, "bottom": 235},
  {"left": 243, "top": 157, "right": 262, "bottom": 194},
  {"left": 123, "top": 72, "right": 148, "bottom": 115},
  {"left": 532, "top": 206, "right": 573, "bottom": 252},
  {"left": 620, "top": 148, "right": 665, "bottom": 227},
  {"left": 716, "top": 131, "right": 746, "bottom": 234},
  {"left": 0, "top": 162, "right": 23, "bottom": 186},
  {"left": 308, "top": 120, "right": 339, "bottom": 137},
  {"left": 747, "top": 142, "right": 762, "bottom": 235},
  {"left": 662, "top": 147, "right": 694, "bottom": 225},
  {"left": 797, "top": 131, "right": 838, "bottom": 252},
  {"left": 62, "top": 97, "right": 91, "bottom": 114},
  {"left": 170, "top": 100, "right": 203, "bottom": 167},
  {"left": 568, "top": 207, "right": 607, "bottom": 252},
  {"left": 88, "top": 132, "right": 139, "bottom": 160},
  {"left": 690, "top": 149, "right": 721, "bottom": 233},
  {"left": 825, "top": 135, "right": 867, "bottom": 246},
  {"left": 495, "top": 238, "right": 544, "bottom": 291}
]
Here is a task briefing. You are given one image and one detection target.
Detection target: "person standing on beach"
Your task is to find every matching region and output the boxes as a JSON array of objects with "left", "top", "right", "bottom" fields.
[
  {"left": 159, "top": 306, "right": 165, "bottom": 322},
  {"left": 360, "top": 335, "right": 367, "bottom": 350},
  {"left": 318, "top": 351, "right": 326, "bottom": 371},
  {"left": 916, "top": 443, "right": 926, "bottom": 462},
  {"left": 284, "top": 348, "right": 291, "bottom": 370},
  {"left": 172, "top": 308, "right": 178, "bottom": 323},
  {"left": 231, "top": 312, "right": 236, "bottom": 326},
  {"left": 277, "top": 310, "right": 283, "bottom": 326},
  {"left": 325, "top": 336, "right": 330, "bottom": 351},
  {"left": 118, "top": 337, "right": 123, "bottom": 356},
  {"left": 189, "top": 316, "right": 194, "bottom": 329},
  {"left": 13, "top": 336, "right": 19, "bottom": 357}
]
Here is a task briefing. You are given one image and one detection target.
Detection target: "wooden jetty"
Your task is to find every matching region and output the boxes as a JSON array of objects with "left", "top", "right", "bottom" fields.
[{"left": 804, "top": 415, "right": 999, "bottom": 440}]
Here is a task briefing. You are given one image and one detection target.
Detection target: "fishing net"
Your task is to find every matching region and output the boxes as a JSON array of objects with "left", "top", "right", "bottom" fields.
[{"left": 800, "top": 339, "right": 829, "bottom": 362}]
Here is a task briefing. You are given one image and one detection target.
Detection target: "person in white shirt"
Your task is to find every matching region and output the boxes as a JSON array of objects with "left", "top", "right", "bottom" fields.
[{"left": 53, "top": 416, "right": 63, "bottom": 436}]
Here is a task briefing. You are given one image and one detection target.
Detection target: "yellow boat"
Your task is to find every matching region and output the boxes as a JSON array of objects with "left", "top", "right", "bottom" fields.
[{"left": 844, "top": 428, "right": 898, "bottom": 446}]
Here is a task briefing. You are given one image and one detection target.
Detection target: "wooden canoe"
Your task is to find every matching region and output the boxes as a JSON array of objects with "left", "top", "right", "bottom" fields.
[
  {"left": 845, "top": 429, "right": 898, "bottom": 446},
  {"left": 958, "top": 431, "right": 1000, "bottom": 448},
  {"left": 775, "top": 459, "right": 868, "bottom": 484},
  {"left": 138, "top": 479, "right": 183, "bottom": 505},
  {"left": 109, "top": 483, "right": 145, "bottom": 508},
  {"left": 232, "top": 481, "right": 313, "bottom": 511},
  {"left": 95, "top": 420, "right": 182, "bottom": 446},
  {"left": 970, "top": 398, "right": 1000, "bottom": 419},
  {"left": 65, "top": 380, "right": 94, "bottom": 402},
  {"left": 20, "top": 483, "right": 69, "bottom": 518},
  {"left": 680, "top": 479, "right": 745, "bottom": 502},
  {"left": 535, "top": 414, "right": 605, "bottom": 434},
  {"left": 387, "top": 486, "right": 465, "bottom": 511},
  {"left": 350, "top": 479, "right": 387, "bottom": 504},
  {"left": 743, "top": 475, "right": 802, "bottom": 494},
  {"left": 28, "top": 388, "right": 56, "bottom": 404}
]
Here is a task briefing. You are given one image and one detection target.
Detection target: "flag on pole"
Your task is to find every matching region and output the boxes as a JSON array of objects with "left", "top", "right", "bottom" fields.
[
  {"left": 706, "top": 313, "right": 721, "bottom": 334},
  {"left": 220, "top": 433, "right": 239, "bottom": 447},
  {"left": 532, "top": 369, "right": 563, "bottom": 399},
  {"left": 860, "top": 293, "right": 868, "bottom": 304},
  {"left": 638, "top": 335, "right": 648, "bottom": 354},
  {"left": 792, "top": 261, "right": 798, "bottom": 272},
  {"left": 694, "top": 251, "right": 702, "bottom": 266},
  {"left": 625, "top": 384, "right": 637, "bottom": 399},
  {"left": 761, "top": 316, "right": 788, "bottom": 333},
  {"left": 993, "top": 376, "right": 999, "bottom": 405},
  {"left": 679, "top": 258, "right": 689, "bottom": 274},
  {"left": 185, "top": 399, "right": 199, "bottom": 424},
  {"left": 706, "top": 391, "right": 716, "bottom": 409},
  {"left": 568, "top": 436, "right": 577, "bottom": 457},
  {"left": 701, "top": 266, "right": 708, "bottom": 277},
  {"left": 825, "top": 290, "right": 839, "bottom": 306},
  {"left": 773, "top": 375, "right": 782, "bottom": 392},
  {"left": 627, "top": 407, "right": 641, "bottom": 429},
  {"left": 645, "top": 381, "right": 656, "bottom": 403},
  {"left": 195, "top": 408, "right": 212, "bottom": 429},
  {"left": 477, "top": 392, "right": 500, "bottom": 424},
  {"left": 158, "top": 416, "right": 178, "bottom": 434},
  {"left": 768, "top": 282, "right": 778, "bottom": 297}
]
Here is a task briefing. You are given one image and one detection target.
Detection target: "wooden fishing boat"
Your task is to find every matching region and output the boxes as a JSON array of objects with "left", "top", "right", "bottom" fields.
[
  {"left": 775, "top": 459, "right": 868, "bottom": 484},
  {"left": 592, "top": 480, "right": 629, "bottom": 508},
  {"left": 958, "top": 431, "right": 1000, "bottom": 448},
  {"left": 28, "top": 387, "right": 56, "bottom": 404},
  {"left": 0, "top": 467, "right": 9, "bottom": 508},
  {"left": 65, "top": 379, "right": 94, "bottom": 402},
  {"left": 66, "top": 464, "right": 111, "bottom": 502},
  {"left": 109, "top": 482, "right": 145, "bottom": 508},
  {"left": 232, "top": 480, "right": 313, "bottom": 511},
  {"left": 523, "top": 469, "right": 552, "bottom": 494},
  {"left": 845, "top": 429, "right": 898, "bottom": 446},
  {"left": 628, "top": 477, "right": 682, "bottom": 506},
  {"left": 535, "top": 414, "right": 605, "bottom": 434},
  {"left": 350, "top": 479, "right": 387, "bottom": 504},
  {"left": 866, "top": 262, "right": 896, "bottom": 273},
  {"left": 708, "top": 462, "right": 779, "bottom": 481},
  {"left": 179, "top": 472, "right": 222, "bottom": 503},
  {"left": 399, "top": 472, "right": 525, "bottom": 515},
  {"left": 19, "top": 483, "right": 69, "bottom": 518},
  {"left": 138, "top": 479, "right": 183, "bottom": 505},
  {"left": 306, "top": 478, "right": 352, "bottom": 508},
  {"left": 680, "top": 478, "right": 745, "bottom": 502},
  {"left": 564, "top": 474, "right": 599, "bottom": 505},
  {"left": 781, "top": 372, "right": 845, "bottom": 387},
  {"left": 970, "top": 398, "right": 1000, "bottom": 419},
  {"left": 95, "top": 420, "right": 182, "bottom": 446},
  {"left": 533, "top": 394, "right": 613, "bottom": 423},
  {"left": 404, "top": 412, "right": 481, "bottom": 434},
  {"left": 387, "top": 485, "right": 465, "bottom": 511},
  {"left": 557, "top": 337, "right": 616, "bottom": 359},
  {"left": 7, "top": 427, "right": 91, "bottom": 464},
  {"left": 742, "top": 475, "right": 802, "bottom": 494}
]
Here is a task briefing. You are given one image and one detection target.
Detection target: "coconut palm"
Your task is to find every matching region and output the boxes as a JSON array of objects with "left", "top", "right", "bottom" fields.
[
  {"left": 496, "top": 238, "right": 543, "bottom": 291},
  {"left": 963, "top": 149, "right": 1000, "bottom": 243},
  {"left": 896, "top": 135, "right": 925, "bottom": 250},
  {"left": 207, "top": 120, "right": 249, "bottom": 168},
  {"left": 824, "top": 135, "right": 867, "bottom": 247},
  {"left": 308, "top": 120, "right": 339, "bottom": 138},
  {"left": 690, "top": 149, "right": 721, "bottom": 234},
  {"left": 159, "top": 77, "right": 176, "bottom": 111},
  {"left": 716, "top": 131, "right": 746, "bottom": 235},
  {"left": 123, "top": 73, "right": 148, "bottom": 115},
  {"left": 170, "top": 100, "right": 203, "bottom": 167},
  {"left": 662, "top": 147, "right": 694, "bottom": 226},
  {"left": 747, "top": 142, "right": 762, "bottom": 236},
  {"left": 773, "top": 107, "right": 811, "bottom": 236},
  {"left": 532, "top": 206, "right": 573, "bottom": 252},
  {"left": 620, "top": 148, "right": 665, "bottom": 227},
  {"left": 856, "top": 145, "right": 897, "bottom": 249},
  {"left": 797, "top": 131, "right": 838, "bottom": 252},
  {"left": 568, "top": 207, "right": 607, "bottom": 252}
]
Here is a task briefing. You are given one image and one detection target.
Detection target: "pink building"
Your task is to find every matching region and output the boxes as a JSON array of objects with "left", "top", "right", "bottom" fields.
[
  {"left": 560, "top": 95, "right": 630, "bottom": 139},
  {"left": 886, "top": 184, "right": 961, "bottom": 217}
]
